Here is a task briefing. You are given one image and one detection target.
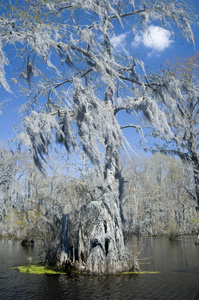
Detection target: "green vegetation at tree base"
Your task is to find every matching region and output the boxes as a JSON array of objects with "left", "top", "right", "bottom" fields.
[
  {"left": 12, "top": 262, "right": 66, "bottom": 275},
  {"left": 12, "top": 261, "right": 160, "bottom": 275},
  {"left": 121, "top": 271, "right": 160, "bottom": 275}
]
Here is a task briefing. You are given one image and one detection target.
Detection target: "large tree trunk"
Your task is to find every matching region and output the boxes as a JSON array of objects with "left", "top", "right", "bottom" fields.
[
  {"left": 76, "top": 120, "right": 138, "bottom": 273},
  {"left": 77, "top": 179, "right": 128, "bottom": 273}
]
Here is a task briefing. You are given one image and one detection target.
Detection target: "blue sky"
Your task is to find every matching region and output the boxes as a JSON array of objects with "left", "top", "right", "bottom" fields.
[
  {"left": 113, "top": 20, "right": 199, "bottom": 150},
  {"left": 0, "top": 2, "right": 199, "bottom": 152}
]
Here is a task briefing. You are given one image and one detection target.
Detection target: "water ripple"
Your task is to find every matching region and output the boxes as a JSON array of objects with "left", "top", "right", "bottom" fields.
[{"left": 1, "top": 236, "right": 199, "bottom": 300}]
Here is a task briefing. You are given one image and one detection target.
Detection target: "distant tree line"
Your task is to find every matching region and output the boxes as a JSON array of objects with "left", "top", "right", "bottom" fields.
[
  {"left": 122, "top": 153, "right": 198, "bottom": 238},
  {"left": 0, "top": 149, "right": 198, "bottom": 243}
]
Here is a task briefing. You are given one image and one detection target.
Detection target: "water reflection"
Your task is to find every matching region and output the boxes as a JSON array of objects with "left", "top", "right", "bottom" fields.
[{"left": 0, "top": 236, "right": 199, "bottom": 300}]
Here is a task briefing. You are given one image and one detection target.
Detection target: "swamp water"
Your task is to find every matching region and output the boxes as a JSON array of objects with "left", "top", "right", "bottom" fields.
[{"left": 0, "top": 236, "right": 199, "bottom": 300}]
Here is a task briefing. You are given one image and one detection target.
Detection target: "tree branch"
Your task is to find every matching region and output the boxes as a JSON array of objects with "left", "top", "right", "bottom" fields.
[
  {"left": 183, "top": 186, "right": 196, "bottom": 201},
  {"left": 121, "top": 124, "right": 144, "bottom": 137},
  {"left": 114, "top": 106, "right": 128, "bottom": 115},
  {"left": 118, "top": 74, "right": 141, "bottom": 86},
  {"left": 109, "top": 9, "right": 146, "bottom": 20},
  {"left": 121, "top": 124, "right": 140, "bottom": 130}
]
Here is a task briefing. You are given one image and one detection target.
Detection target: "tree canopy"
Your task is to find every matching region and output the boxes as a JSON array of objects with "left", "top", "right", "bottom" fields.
[{"left": 0, "top": 0, "right": 197, "bottom": 171}]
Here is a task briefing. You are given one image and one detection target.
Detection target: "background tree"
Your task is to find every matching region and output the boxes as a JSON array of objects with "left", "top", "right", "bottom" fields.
[
  {"left": 0, "top": 149, "right": 91, "bottom": 240},
  {"left": 122, "top": 154, "right": 197, "bottom": 237},
  {"left": 0, "top": 145, "right": 16, "bottom": 227},
  {"left": 0, "top": 0, "right": 197, "bottom": 273},
  {"left": 145, "top": 53, "right": 199, "bottom": 210}
]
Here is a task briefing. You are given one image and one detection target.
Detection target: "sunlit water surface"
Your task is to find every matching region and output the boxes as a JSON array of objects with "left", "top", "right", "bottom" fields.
[{"left": 0, "top": 236, "right": 199, "bottom": 300}]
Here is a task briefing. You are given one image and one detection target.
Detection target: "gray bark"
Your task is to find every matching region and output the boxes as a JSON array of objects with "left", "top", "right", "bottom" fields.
[
  {"left": 77, "top": 179, "right": 129, "bottom": 273},
  {"left": 46, "top": 214, "right": 71, "bottom": 267}
]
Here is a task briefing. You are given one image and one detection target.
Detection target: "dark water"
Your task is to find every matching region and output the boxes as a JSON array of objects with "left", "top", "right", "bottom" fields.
[{"left": 0, "top": 236, "right": 199, "bottom": 300}]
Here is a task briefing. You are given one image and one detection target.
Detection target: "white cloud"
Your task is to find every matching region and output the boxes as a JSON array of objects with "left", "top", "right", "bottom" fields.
[
  {"left": 132, "top": 25, "right": 173, "bottom": 53},
  {"left": 111, "top": 33, "right": 127, "bottom": 50}
]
